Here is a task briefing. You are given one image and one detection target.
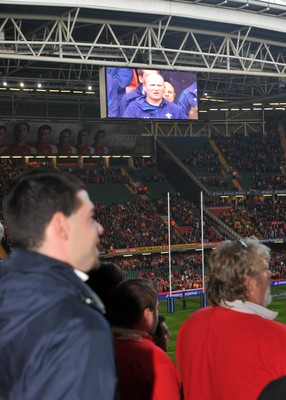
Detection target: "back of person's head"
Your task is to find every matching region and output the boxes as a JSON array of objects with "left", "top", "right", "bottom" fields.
[
  {"left": 258, "top": 376, "right": 286, "bottom": 400},
  {"left": 3, "top": 167, "right": 86, "bottom": 250},
  {"left": 206, "top": 237, "right": 271, "bottom": 305},
  {"left": 87, "top": 261, "right": 125, "bottom": 320},
  {"left": 110, "top": 277, "right": 158, "bottom": 329}
]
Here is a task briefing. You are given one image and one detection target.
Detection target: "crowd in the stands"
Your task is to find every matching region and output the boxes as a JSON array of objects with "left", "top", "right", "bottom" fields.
[
  {"left": 108, "top": 245, "right": 286, "bottom": 292},
  {"left": 179, "top": 122, "right": 286, "bottom": 192},
  {"left": 1, "top": 121, "right": 286, "bottom": 290}
]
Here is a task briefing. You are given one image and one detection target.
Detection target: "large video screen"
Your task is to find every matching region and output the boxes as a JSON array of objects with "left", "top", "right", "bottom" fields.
[{"left": 102, "top": 67, "right": 198, "bottom": 120}]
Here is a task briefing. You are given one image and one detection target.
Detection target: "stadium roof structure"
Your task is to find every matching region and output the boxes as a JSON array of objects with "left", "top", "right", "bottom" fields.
[{"left": 0, "top": 0, "right": 286, "bottom": 116}]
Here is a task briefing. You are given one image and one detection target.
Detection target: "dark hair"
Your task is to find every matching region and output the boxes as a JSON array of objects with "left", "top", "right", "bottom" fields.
[
  {"left": 77, "top": 129, "right": 89, "bottom": 146},
  {"left": 87, "top": 261, "right": 125, "bottom": 321},
  {"left": 110, "top": 278, "right": 158, "bottom": 329},
  {"left": 58, "top": 128, "right": 72, "bottom": 146},
  {"left": 258, "top": 376, "right": 286, "bottom": 400},
  {"left": 154, "top": 315, "right": 166, "bottom": 338},
  {"left": 3, "top": 168, "right": 86, "bottom": 249},
  {"left": 13, "top": 122, "right": 30, "bottom": 141},
  {"left": 93, "top": 130, "right": 105, "bottom": 145},
  {"left": 0, "top": 125, "right": 7, "bottom": 133},
  {"left": 37, "top": 124, "right": 52, "bottom": 143}
]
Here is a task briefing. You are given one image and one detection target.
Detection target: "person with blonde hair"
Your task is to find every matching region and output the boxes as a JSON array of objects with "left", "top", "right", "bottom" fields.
[{"left": 177, "top": 237, "right": 286, "bottom": 400}]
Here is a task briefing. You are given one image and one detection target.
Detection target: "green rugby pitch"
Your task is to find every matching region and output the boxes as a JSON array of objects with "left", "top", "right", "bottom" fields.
[{"left": 159, "top": 285, "right": 286, "bottom": 362}]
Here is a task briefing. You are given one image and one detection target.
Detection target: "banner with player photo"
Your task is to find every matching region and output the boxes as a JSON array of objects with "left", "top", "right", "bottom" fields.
[{"left": 0, "top": 120, "right": 147, "bottom": 156}]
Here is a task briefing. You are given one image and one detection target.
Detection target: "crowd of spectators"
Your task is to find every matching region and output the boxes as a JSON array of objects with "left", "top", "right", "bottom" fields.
[
  {"left": 183, "top": 141, "right": 221, "bottom": 173},
  {"left": 108, "top": 245, "right": 286, "bottom": 292},
  {"left": 218, "top": 195, "right": 286, "bottom": 239},
  {"left": 152, "top": 196, "right": 222, "bottom": 243},
  {"left": 1, "top": 131, "right": 286, "bottom": 293},
  {"left": 65, "top": 166, "right": 131, "bottom": 185},
  {"left": 95, "top": 198, "right": 182, "bottom": 250},
  {"left": 176, "top": 125, "right": 286, "bottom": 193}
]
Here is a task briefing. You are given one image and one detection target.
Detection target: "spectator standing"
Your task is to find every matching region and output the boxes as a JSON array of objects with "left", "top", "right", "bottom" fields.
[
  {"left": 153, "top": 314, "right": 172, "bottom": 352},
  {"left": 176, "top": 237, "right": 286, "bottom": 400},
  {"left": 111, "top": 278, "right": 181, "bottom": 400},
  {"left": 0, "top": 168, "right": 117, "bottom": 400},
  {"left": 87, "top": 261, "right": 125, "bottom": 323}
]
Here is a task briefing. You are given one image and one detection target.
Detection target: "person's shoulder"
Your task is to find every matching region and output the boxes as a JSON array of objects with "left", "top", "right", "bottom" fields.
[
  {"left": 179, "top": 306, "right": 214, "bottom": 329},
  {"left": 123, "top": 96, "right": 145, "bottom": 116},
  {"left": 260, "top": 317, "right": 286, "bottom": 335}
]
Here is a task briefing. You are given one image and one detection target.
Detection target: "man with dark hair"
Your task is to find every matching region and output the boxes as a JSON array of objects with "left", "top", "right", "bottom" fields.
[
  {"left": 93, "top": 129, "right": 109, "bottom": 155},
  {"left": 0, "top": 168, "right": 117, "bottom": 399},
  {"left": 35, "top": 124, "right": 57, "bottom": 155},
  {"left": 176, "top": 237, "right": 286, "bottom": 400},
  {"left": 87, "top": 261, "right": 125, "bottom": 322},
  {"left": 57, "top": 128, "right": 77, "bottom": 155},
  {"left": 153, "top": 315, "right": 171, "bottom": 352},
  {"left": 110, "top": 277, "right": 181, "bottom": 400},
  {"left": 3, "top": 122, "right": 36, "bottom": 156},
  {"left": 76, "top": 128, "right": 95, "bottom": 155}
]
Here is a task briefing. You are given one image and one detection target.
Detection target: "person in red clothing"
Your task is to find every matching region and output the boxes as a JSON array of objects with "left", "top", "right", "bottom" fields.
[
  {"left": 110, "top": 278, "right": 182, "bottom": 400},
  {"left": 57, "top": 128, "right": 77, "bottom": 155},
  {"left": 92, "top": 130, "right": 109, "bottom": 155},
  {"left": 76, "top": 128, "right": 95, "bottom": 155},
  {"left": 3, "top": 122, "right": 36, "bottom": 156},
  {"left": 176, "top": 237, "right": 286, "bottom": 400},
  {"left": 35, "top": 124, "right": 57, "bottom": 155}
]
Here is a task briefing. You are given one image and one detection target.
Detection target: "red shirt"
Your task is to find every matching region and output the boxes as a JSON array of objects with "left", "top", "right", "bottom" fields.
[
  {"left": 113, "top": 328, "right": 181, "bottom": 400},
  {"left": 177, "top": 305, "right": 286, "bottom": 400},
  {"left": 36, "top": 144, "right": 57, "bottom": 155},
  {"left": 3, "top": 144, "right": 36, "bottom": 156}
]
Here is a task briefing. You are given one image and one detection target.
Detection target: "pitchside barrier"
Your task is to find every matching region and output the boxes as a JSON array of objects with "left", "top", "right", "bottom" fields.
[{"left": 161, "top": 279, "right": 286, "bottom": 313}]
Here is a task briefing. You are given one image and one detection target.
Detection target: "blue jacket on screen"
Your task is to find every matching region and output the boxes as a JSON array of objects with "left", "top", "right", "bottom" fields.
[
  {"left": 122, "top": 96, "right": 187, "bottom": 119},
  {"left": 0, "top": 248, "right": 117, "bottom": 400},
  {"left": 119, "top": 83, "right": 143, "bottom": 116},
  {"left": 178, "top": 82, "right": 198, "bottom": 118}
]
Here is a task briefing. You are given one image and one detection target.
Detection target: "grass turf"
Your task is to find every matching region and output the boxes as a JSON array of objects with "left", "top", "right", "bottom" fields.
[{"left": 159, "top": 285, "right": 286, "bottom": 362}]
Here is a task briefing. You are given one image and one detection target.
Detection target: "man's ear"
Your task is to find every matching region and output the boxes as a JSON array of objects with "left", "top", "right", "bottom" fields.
[
  {"left": 245, "top": 275, "right": 257, "bottom": 296},
  {"left": 143, "top": 307, "right": 153, "bottom": 323},
  {"left": 49, "top": 211, "right": 69, "bottom": 240}
]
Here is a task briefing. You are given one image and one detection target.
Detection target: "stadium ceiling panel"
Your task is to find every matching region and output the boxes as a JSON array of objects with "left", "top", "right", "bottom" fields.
[{"left": 0, "top": 0, "right": 286, "bottom": 109}]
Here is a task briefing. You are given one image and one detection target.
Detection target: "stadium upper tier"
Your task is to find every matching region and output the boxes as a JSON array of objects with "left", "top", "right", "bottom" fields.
[{"left": 0, "top": 0, "right": 286, "bottom": 117}]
